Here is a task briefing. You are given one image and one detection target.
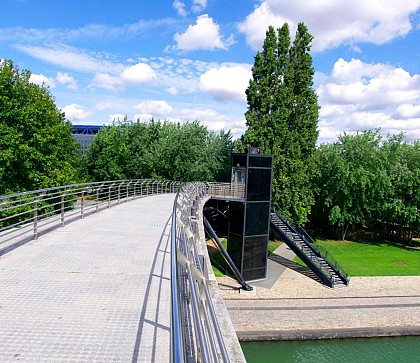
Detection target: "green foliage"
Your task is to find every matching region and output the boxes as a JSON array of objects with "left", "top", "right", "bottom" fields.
[
  {"left": 0, "top": 59, "right": 79, "bottom": 194},
  {"left": 312, "top": 130, "right": 419, "bottom": 241},
  {"left": 83, "top": 119, "right": 233, "bottom": 182},
  {"left": 244, "top": 23, "right": 319, "bottom": 224}
]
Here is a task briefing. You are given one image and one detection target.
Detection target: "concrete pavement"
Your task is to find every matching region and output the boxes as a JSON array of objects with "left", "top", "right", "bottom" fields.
[{"left": 0, "top": 194, "right": 175, "bottom": 362}]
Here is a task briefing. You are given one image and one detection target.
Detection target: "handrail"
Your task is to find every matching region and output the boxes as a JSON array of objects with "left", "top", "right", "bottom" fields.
[
  {"left": 2, "top": 180, "right": 242, "bottom": 362},
  {"left": 272, "top": 205, "right": 350, "bottom": 282},
  {"left": 0, "top": 179, "right": 178, "bottom": 251},
  {"left": 171, "top": 182, "right": 229, "bottom": 363}
]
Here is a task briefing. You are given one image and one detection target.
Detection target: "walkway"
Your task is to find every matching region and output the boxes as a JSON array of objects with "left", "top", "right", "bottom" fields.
[
  {"left": 218, "top": 244, "right": 420, "bottom": 340},
  {"left": 0, "top": 194, "right": 175, "bottom": 362}
]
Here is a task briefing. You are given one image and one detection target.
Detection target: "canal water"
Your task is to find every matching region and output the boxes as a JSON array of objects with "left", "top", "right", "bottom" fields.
[{"left": 241, "top": 336, "right": 420, "bottom": 363}]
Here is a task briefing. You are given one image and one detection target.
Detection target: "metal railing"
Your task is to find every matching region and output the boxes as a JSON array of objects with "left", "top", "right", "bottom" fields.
[
  {"left": 171, "top": 182, "right": 229, "bottom": 363},
  {"left": 205, "top": 182, "right": 245, "bottom": 200},
  {"left": 273, "top": 205, "right": 350, "bottom": 283},
  {"left": 1, "top": 180, "right": 237, "bottom": 362},
  {"left": 0, "top": 179, "right": 179, "bottom": 251}
]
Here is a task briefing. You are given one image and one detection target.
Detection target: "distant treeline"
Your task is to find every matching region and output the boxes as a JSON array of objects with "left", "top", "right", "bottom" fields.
[
  {"left": 81, "top": 119, "right": 234, "bottom": 183},
  {"left": 311, "top": 130, "right": 419, "bottom": 242}
]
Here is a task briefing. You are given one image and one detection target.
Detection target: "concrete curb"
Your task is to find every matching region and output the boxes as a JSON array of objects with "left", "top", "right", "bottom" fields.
[{"left": 237, "top": 326, "right": 420, "bottom": 341}]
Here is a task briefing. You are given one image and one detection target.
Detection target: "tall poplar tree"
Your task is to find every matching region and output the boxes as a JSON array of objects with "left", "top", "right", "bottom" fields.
[{"left": 244, "top": 23, "right": 319, "bottom": 224}]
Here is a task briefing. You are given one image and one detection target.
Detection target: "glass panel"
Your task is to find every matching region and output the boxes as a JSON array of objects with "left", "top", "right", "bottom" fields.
[
  {"left": 246, "top": 169, "right": 272, "bottom": 201},
  {"left": 248, "top": 155, "right": 273, "bottom": 168},
  {"left": 245, "top": 202, "right": 270, "bottom": 236}
]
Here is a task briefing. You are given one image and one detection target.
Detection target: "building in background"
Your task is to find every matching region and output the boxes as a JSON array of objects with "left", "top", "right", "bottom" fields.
[{"left": 72, "top": 125, "right": 102, "bottom": 155}]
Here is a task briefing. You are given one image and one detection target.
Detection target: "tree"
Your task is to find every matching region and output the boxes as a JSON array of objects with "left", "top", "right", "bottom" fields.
[
  {"left": 312, "top": 130, "right": 389, "bottom": 239},
  {"left": 83, "top": 119, "right": 233, "bottom": 182},
  {"left": 312, "top": 130, "right": 419, "bottom": 242},
  {"left": 381, "top": 135, "right": 419, "bottom": 242},
  {"left": 0, "top": 59, "right": 79, "bottom": 194},
  {"left": 244, "top": 23, "right": 319, "bottom": 224}
]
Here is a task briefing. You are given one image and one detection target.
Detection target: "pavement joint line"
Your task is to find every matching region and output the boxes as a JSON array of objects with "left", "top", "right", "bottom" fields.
[
  {"left": 227, "top": 303, "right": 420, "bottom": 311},
  {"left": 223, "top": 294, "right": 420, "bottom": 300}
]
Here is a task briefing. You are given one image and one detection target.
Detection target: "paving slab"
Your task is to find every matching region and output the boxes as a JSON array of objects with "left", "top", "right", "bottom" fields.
[{"left": 0, "top": 194, "right": 175, "bottom": 362}]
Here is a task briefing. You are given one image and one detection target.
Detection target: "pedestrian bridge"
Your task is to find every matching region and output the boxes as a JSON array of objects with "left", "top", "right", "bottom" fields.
[{"left": 0, "top": 180, "right": 246, "bottom": 362}]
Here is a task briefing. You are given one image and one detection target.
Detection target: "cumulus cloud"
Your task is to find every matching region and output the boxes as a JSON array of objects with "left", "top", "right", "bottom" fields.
[
  {"left": 239, "top": 0, "right": 419, "bottom": 51},
  {"left": 89, "top": 73, "right": 123, "bottom": 92},
  {"left": 56, "top": 72, "right": 78, "bottom": 90},
  {"left": 120, "top": 63, "right": 157, "bottom": 86},
  {"left": 173, "top": 0, "right": 187, "bottom": 16},
  {"left": 316, "top": 58, "right": 420, "bottom": 143},
  {"left": 29, "top": 73, "right": 56, "bottom": 88},
  {"left": 318, "top": 58, "right": 420, "bottom": 110},
  {"left": 192, "top": 0, "right": 207, "bottom": 13},
  {"left": 62, "top": 103, "right": 92, "bottom": 121},
  {"left": 134, "top": 100, "right": 173, "bottom": 116},
  {"left": 173, "top": 14, "right": 235, "bottom": 51},
  {"left": 172, "top": 0, "right": 207, "bottom": 16},
  {"left": 199, "top": 65, "right": 252, "bottom": 102},
  {"left": 96, "top": 102, "right": 113, "bottom": 111},
  {"left": 177, "top": 107, "right": 246, "bottom": 135}
]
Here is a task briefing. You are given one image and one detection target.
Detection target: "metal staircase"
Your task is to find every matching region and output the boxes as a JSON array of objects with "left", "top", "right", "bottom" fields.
[{"left": 270, "top": 208, "right": 350, "bottom": 287}]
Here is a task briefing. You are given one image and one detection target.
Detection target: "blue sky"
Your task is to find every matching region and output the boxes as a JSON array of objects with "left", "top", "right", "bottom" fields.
[{"left": 1, "top": 0, "right": 419, "bottom": 143}]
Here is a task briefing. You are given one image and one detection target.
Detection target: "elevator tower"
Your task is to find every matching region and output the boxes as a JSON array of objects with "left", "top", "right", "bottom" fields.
[{"left": 227, "top": 147, "right": 273, "bottom": 280}]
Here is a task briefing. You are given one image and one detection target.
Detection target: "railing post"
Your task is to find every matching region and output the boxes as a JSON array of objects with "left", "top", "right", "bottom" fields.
[
  {"left": 108, "top": 185, "right": 111, "bottom": 208},
  {"left": 96, "top": 187, "right": 100, "bottom": 212},
  {"left": 118, "top": 183, "right": 121, "bottom": 204},
  {"left": 61, "top": 194, "right": 65, "bottom": 226},
  {"left": 33, "top": 199, "right": 38, "bottom": 240},
  {"left": 81, "top": 191, "right": 85, "bottom": 218}
]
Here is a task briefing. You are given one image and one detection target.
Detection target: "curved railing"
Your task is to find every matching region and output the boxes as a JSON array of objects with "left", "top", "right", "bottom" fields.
[
  {"left": 171, "top": 182, "right": 230, "bottom": 363},
  {"left": 0, "top": 179, "right": 179, "bottom": 252},
  {"left": 1, "top": 180, "right": 243, "bottom": 363}
]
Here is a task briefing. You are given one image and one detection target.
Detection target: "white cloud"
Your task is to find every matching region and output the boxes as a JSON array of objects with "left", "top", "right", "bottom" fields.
[
  {"left": 62, "top": 103, "right": 92, "bottom": 121},
  {"left": 318, "top": 58, "right": 420, "bottom": 110},
  {"left": 316, "top": 58, "right": 420, "bottom": 143},
  {"left": 176, "top": 107, "right": 246, "bottom": 136},
  {"left": 29, "top": 73, "right": 56, "bottom": 88},
  {"left": 394, "top": 104, "right": 420, "bottom": 119},
  {"left": 192, "top": 0, "right": 207, "bottom": 13},
  {"left": 56, "top": 72, "right": 78, "bottom": 90},
  {"left": 199, "top": 65, "right": 252, "bottom": 102},
  {"left": 96, "top": 102, "right": 113, "bottom": 111},
  {"left": 134, "top": 100, "right": 173, "bottom": 116},
  {"left": 15, "top": 43, "right": 123, "bottom": 74},
  {"left": 239, "top": 0, "right": 419, "bottom": 51},
  {"left": 120, "top": 63, "right": 157, "bottom": 86},
  {"left": 173, "top": 14, "right": 235, "bottom": 51},
  {"left": 173, "top": 0, "right": 187, "bottom": 16},
  {"left": 89, "top": 73, "right": 123, "bottom": 92}
]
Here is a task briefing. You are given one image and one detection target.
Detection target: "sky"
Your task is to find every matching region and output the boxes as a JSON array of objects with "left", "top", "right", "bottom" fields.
[{"left": 1, "top": 0, "right": 419, "bottom": 144}]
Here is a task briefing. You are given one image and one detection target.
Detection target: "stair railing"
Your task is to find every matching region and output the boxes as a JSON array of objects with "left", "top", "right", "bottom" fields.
[{"left": 272, "top": 205, "right": 350, "bottom": 283}]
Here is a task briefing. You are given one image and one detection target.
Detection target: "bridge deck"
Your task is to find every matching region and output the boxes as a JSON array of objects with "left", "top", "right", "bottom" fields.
[{"left": 0, "top": 194, "right": 175, "bottom": 363}]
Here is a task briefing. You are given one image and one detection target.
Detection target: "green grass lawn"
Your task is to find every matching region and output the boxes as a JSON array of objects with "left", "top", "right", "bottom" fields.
[
  {"left": 298, "top": 237, "right": 420, "bottom": 276},
  {"left": 209, "top": 235, "right": 420, "bottom": 277}
]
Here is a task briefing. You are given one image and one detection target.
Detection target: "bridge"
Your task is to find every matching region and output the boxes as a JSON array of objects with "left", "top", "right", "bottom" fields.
[
  {"left": 0, "top": 178, "right": 349, "bottom": 362},
  {"left": 0, "top": 180, "right": 246, "bottom": 362}
]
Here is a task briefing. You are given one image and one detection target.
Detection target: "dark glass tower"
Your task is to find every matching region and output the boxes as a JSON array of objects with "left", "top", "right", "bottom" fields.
[{"left": 228, "top": 149, "right": 273, "bottom": 280}]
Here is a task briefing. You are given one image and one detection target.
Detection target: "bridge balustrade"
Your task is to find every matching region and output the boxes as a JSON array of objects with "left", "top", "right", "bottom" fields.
[{"left": 0, "top": 180, "right": 241, "bottom": 363}]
